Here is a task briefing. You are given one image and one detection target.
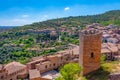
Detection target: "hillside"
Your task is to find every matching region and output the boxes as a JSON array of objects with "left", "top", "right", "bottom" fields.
[
  {"left": 21, "top": 10, "right": 120, "bottom": 30},
  {"left": 0, "top": 10, "right": 120, "bottom": 64}
]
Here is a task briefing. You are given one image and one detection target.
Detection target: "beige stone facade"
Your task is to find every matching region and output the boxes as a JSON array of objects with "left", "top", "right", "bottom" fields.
[
  {"left": 0, "top": 62, "right": 28, "bottom": 80},
  {"left": 0, "top": 65, "right": 7, "bottom": 80},
  {"left": 79, "top": 29, "right": 102, "bottom": 75},
  {"left": 101, "top": 43, "right": 120, "bottom": 60},
  {"left": 27, "top": 45, "right": 79, "bottom": 74}
]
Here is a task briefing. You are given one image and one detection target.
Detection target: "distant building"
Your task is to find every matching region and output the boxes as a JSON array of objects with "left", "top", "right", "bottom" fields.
[
  {"left": 0, "top": 62, "right": 27, "bottom": 80},
  {"left": 27, "top": 28, "right": 55, "bottom": 34},
  {"left": 101, "top": 43, "right": 120, "bottom": 60},
  {"left": 107, "top": 38, "right": 119, "bottom": 44},
  {"left": 107, "top": 24, "right": 117, "bottom": 29},
  {"left": 102, "top": 34, "right": 111, "bottom": 42}
]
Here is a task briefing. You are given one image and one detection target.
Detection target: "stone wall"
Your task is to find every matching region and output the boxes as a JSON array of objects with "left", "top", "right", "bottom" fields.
[{"left": 79, "top": 30, "right": 102, "bottom": 75}]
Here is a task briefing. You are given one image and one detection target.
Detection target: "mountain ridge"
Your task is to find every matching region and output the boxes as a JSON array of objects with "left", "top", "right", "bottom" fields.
[{"left": 20, "top": 10, "right": 120, "bottom": 30}]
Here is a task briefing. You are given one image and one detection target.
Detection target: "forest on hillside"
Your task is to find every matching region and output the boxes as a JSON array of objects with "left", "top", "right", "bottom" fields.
[
  {"left": 0, "top": 10, "right": 120, "bottom": 64},
  {"left": 22, "top": 10, "right": 120, "bottom": 30}
]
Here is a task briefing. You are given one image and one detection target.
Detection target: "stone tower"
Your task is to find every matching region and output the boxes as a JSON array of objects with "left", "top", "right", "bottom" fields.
[{"left": 79, "top": 29, "right": 102, "bottom": 75}]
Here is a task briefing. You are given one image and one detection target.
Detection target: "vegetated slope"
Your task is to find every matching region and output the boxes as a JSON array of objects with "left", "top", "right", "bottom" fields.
[
  {"left": 21, "top": 10, "right": 120, "bottom": 30},
  {"left": 0, "top": 10, "right": 120, "bottom": 64}
]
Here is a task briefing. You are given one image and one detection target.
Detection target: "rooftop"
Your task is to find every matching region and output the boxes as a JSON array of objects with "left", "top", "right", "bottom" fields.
[
  {"left": 101, "top": 43, "right": 118, "bottom": 53},
  {"left": 29, "top": 69, "right": 41, "bottom": 79},
  {"left": 41, "top": 70, "right": 61, "bottom": 79},
  {"left": 4, "top": 61, "right": 26, "bottom": 74}
]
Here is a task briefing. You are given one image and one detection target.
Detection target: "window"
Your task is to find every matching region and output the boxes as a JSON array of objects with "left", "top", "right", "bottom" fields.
[
  {"left": 91, "top": 52, "right": 94, "bottom": 58},
  {"left": 49, "top": 64, "right": 51, "bottom": 67},
  {"left": 53, "top": 63, "right": 56, "bottom": 66},
  {"left": 1, "top": 76, "right": 3, "bottom": 79},
  {"left": 45, "top": 65, "right": 47, "bottom": 69},
  {"left": 66, "top": 59, "right": 68, "bottom": 61}
]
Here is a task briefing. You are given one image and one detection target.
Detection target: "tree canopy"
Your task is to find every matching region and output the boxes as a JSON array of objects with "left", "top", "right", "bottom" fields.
[{"left": 56, "top": 63, "right": 86, "bottom": 80}]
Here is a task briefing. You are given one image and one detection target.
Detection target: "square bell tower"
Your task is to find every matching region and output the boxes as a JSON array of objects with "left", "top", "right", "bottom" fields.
[{"left": 79, "top": 29, "right": 102, "bottom": 75}]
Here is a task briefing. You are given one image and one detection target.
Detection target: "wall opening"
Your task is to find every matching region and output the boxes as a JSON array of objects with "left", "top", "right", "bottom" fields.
[{"left": 91, "top": 52, "right": 94, "bottom": 58}]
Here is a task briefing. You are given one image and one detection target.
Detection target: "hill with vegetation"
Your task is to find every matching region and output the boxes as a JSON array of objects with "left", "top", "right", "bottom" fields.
[
  {"left": 21, "top": 10, "right": 120, "bottom": 30},
  {"left": 0, "top": 10, "right": 120, "bottom": 64}
]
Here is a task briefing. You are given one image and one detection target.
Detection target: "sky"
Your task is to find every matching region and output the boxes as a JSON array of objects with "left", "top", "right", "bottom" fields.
[{"left": 0, "top": 0, "right": 120, "bottom": 26}]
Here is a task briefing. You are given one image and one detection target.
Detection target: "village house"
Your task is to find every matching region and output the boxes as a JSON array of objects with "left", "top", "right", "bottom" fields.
[
  {"left": 27, "top": 45, "right": 79, "bottom": 79},
  {"left": 106, "top": 38, "right": 119, "bottom": 44},
  {"left": 101, "top": 43, "right": 120, "bottom": 60},
  {"left": 27, "top": 28, "right": 56, "bottom": 34},
  {"left": 0, "top": 62, "right": 28, "bottom": 80}
]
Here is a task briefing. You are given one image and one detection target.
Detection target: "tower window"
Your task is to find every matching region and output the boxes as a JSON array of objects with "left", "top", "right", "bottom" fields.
[
  {"left": 53, "top": 63, "right": 56, "bottom": 66},
  {"left": 1, "top": 76, "right": 3, "bottom": 79},
  {"left": 45, "top": 65, "right": 47, "bottom": 69},
  {"left": 91, "top": 52, "right": 94, "bottom": 58}
]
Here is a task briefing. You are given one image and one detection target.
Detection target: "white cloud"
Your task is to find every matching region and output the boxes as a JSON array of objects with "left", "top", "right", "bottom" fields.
[
  {"left": 41, "top": 15, "right": 48, "bottom": 20},
  {"left": 64, "top": 7, "right": 70, "bottom": 11},
  {"left": 22, "top": 14, "right": 29, "bottom": 18},
  {"left": 43, "top": 15, "right": 48, "bottom": 18},
  {"left": 13, "top": 19, "right": 27, "bottom": 22}
]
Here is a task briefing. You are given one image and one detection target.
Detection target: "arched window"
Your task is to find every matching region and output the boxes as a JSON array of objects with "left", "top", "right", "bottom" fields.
[{"left": 91, "top": 52, "right": 94, "bottom": 58}]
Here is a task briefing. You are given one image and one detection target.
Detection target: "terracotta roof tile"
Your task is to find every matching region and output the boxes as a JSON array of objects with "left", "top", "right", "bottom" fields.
[
  {"left": 4, "top": 61, "right": 26, "bottom": 74},
  {"left": 101, "top": 43, "right": 118, "bottom": 54},
  {"left": 29, "top": 69, "right": 41, "bottom": 79}
]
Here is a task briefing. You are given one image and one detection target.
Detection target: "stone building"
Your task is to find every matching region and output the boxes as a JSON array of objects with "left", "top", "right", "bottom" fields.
[
  {"left": 27, "top": 45, "right": 79, "bottom": 79},
  {"left": 0, "top": 65, "right": 7, "bottom": 80},
  {"left": 79, "top": 29, "right": 102, "bottom": 75},
  {"left": 0, "top": 62, "right": 28, "bottom": 80},
  {"left": 101, "top": 43, "right": 120, "bottom": 60},
  {"left": 29, "top": 69, "right": 41, "bottom": 80}
]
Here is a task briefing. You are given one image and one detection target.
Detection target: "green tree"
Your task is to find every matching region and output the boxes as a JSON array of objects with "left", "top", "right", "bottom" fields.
[
  {"left": 56, "top": 63, "right": 84, "bottom": 80},
  {"left": 101, "top": 54, "right": 106, "bottom": 63}
]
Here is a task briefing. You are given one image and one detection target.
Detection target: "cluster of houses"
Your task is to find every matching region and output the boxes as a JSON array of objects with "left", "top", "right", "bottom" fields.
[
  {"left": 0, "top": 23, "right": 120, "bottom": 80},
  {"left": 0, "top": 44, "right": 79, "bottom": 80},
  {"left": 86, "top": 23, "right": 120, "bottom": 61}
]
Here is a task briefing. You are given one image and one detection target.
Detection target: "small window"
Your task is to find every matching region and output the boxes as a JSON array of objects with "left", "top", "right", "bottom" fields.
[
  {"left": 45, "top": 65, "right": 47, "bottom": 69},
  {"left": 1, "top": 76, "right": 3, "bottom": 79},
  {"left": 66, "top": 59, "right": 68, "bottom": 61},
  {"left": 49, "top": 64, "right": 51, "bottom": 67},
  {"left": 53, "top": 63, "right": 56, "bottom": 66},
  {"left": 91, "top": 52, "right": 94, "bottom": 58}
]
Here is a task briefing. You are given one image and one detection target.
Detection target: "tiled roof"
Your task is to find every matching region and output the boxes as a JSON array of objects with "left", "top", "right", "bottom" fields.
[
  {"left": 28, "top": 45, "right": 79, "bottom": 65},
  {"left": 101, "top": 43, "right": 118, "bottom": 53},
  {"left": 29, "top": 69, "right": 41, "bottom": 79},
  {"left": 4, "top": 61, "right": 26, "bottom": 74}
]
